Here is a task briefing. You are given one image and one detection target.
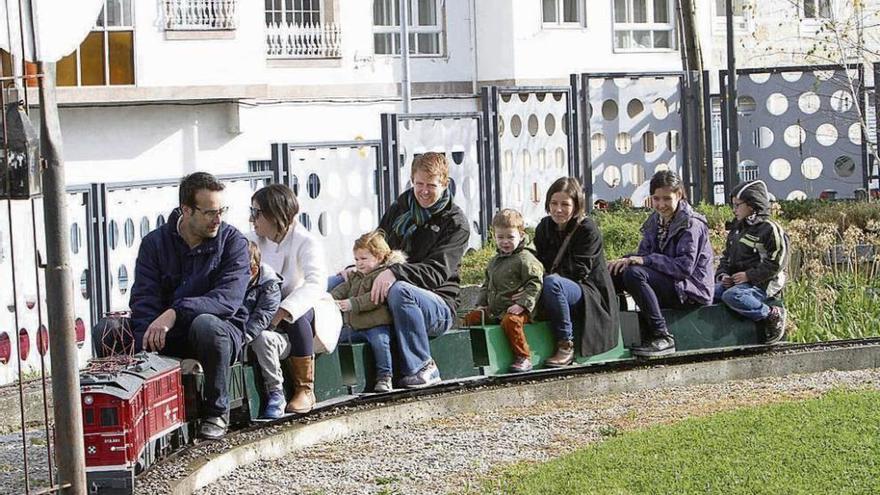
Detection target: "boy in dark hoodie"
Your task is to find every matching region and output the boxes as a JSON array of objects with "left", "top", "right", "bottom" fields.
[
  {"left": 243, "top": 241, "right": 284, "bottom": 418},
  {"left": 463, "top": 209, "right": 544, "bottom": 372},
  {"left": 715, "top": 180, "right": 789, "bottom": 343}
]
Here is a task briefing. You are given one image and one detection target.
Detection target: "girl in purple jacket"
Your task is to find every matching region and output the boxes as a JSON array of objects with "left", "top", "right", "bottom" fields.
[{"left": 607, "top": 170, "right": 714, "bottom": 358}]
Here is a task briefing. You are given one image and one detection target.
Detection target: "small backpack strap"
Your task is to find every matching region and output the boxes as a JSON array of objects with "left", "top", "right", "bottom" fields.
[{"left": 550, "top": 221, "right": 580, "bottom": 273}]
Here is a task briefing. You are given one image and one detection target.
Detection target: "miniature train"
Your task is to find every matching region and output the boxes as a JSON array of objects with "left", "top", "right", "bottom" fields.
[
  {"left": 79, "top": 301, "right": 780, "bottom": 494},
  {"left": 80, "top": 353, "right": 188, "bottom": 494}
]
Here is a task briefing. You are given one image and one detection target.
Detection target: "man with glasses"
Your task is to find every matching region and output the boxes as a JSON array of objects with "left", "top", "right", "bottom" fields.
[{"left": 92, "top": 172, "right": 250, "bottom": 440}]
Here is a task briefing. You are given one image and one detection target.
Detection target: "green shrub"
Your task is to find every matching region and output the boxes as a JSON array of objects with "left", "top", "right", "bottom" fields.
[
  {"left": 592, "top": 209, "right": 647, "bottom": 260},
  {"left": 779, "top": 199, "right": 880, "bottom": 234}
]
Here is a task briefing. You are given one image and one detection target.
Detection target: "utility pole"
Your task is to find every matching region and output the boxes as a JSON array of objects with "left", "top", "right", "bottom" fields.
[
  {"left": 39, "top": 60, "right": 86, "bottom": 494},
  {"left": 399, "top": 0, "right": 412, "bottom": 113},
  {"left": 677, "top": 0, "right": 708, "bottom": 203},
  {"left": 725, "top": 0, "right": 739, "bottom": 196}
]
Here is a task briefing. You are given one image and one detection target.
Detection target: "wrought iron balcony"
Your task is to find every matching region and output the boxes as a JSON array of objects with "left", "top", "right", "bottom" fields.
[
  {"left": 266, "top": 21, "right": 342, "bottom": 59},
  {"left": 163, "top": 0, "right": 237, "bottom": 31}
]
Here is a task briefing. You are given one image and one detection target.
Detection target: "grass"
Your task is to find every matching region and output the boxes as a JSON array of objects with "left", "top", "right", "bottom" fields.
[{"left": 474, "top": 389, "right": 880, "bottom": 495}]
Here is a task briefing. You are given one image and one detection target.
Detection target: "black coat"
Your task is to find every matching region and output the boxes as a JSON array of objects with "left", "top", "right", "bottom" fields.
[
  {"left": 534, "top": 216, "right": 619, "bottom": 356},
  {"left": 378, "top": 191, "right": 470, "bottom": 314}
]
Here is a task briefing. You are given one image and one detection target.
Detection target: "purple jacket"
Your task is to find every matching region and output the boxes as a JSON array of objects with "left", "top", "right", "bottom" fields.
[{"left": 631, "top": 201, "right": 715, "bottom": 305}]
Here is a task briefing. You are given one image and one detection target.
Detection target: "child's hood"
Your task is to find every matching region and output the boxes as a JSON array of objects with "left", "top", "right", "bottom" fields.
[
  {"left": 352, "top": 250, "right": 408, "bottom": 279},
  {"left": 256, "top": 262, "right": 282, "bottom": 286},
  {"left": 386, "top": 249, "right": 407, "bottom": 265},
  {"left": 731, "top": 179, "right": 771, "bottom": 218}
]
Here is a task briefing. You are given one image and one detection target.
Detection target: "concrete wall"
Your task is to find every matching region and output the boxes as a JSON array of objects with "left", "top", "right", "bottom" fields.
[{"left": 58, "top": 96, "right": 478, "bottom": 185}]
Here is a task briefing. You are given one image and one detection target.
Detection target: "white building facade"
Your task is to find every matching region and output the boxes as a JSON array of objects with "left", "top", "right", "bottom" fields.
[{"left": 15, "top": 0, "right": 720, "bottom": 185}]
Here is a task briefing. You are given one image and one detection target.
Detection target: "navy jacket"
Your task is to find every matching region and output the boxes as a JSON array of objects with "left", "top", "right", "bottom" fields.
[
  {"left": 129, "top": 208, "right": 251, "bottom": 348},
  {"left": 242, "top": 263, "right": 282, "bottom": 342}
]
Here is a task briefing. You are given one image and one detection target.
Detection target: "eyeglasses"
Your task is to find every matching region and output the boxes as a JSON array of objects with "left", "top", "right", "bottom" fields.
[
  {"left": 249, "top": 207, "right": 262, "bottom": 220},
  {"left": 193, "top": 206, "right": 229, "bottom": 219}
]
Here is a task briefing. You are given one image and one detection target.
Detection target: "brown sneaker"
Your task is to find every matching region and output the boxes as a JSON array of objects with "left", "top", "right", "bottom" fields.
[{"left": 545, "top": 340, "right": 575, "bottom": 367}]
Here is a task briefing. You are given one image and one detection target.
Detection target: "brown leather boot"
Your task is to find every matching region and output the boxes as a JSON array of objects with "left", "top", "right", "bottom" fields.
[
  {"left": 284, "top": 355, "right": 316, "bottom": 414},
  {"left": 545, "top": 340, "right": 574, "bottom": 367}
]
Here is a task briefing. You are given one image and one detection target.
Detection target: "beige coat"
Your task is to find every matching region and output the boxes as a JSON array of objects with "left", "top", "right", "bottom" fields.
[
  {"left": 247, "top": 225, "right": 342, "bottom": 354},
  {"left": 330, "top": 251, "right": 406, "bottom": 330}
]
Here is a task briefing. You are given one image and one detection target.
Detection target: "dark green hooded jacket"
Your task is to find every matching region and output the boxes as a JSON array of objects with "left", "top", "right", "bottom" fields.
[{"left": 476, "top": 237, "right": 544, "bottom": 320}]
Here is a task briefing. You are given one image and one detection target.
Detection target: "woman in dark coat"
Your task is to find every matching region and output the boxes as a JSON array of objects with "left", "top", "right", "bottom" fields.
[
  {"left": 534, "top": 177, "right": 619, "bottom": 367},
  {"left": 607, "top": 170, "right": 714, "bottom": 358}
]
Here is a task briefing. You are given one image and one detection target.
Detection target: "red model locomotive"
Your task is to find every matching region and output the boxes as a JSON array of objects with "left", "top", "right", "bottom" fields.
[{"left": 81, "top": 352, "right": 188, "bottom": 494}]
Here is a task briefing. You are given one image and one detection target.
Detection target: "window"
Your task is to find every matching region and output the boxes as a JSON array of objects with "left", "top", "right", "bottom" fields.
[
  {"left": 613, "top": 0, "right": 675, "bottom": 51},
  {"left": 100, "top": 407, "right": 119, "bottom": 427},
  {"left": 84, "top": 408, "right": 95, "bottom": 425},
  {"left": 714, "top": 0, "right": 745, "bottom": 16},
  {"left": 373, "top": 0, "right": 443, "bottom": 56},
  {"left": 542, "top": 0, "right": 586, "bottom": 27},
  {"left": 265, "top": 0, "right": 322, "bottom": 25},
  {"left": 57, "top": 0, "right": 134, "bottom": 86},
  {"left": 804, "top": 0, "right": 831, "bottom": 19}
]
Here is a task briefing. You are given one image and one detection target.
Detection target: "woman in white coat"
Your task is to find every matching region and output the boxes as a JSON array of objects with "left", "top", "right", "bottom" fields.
[{"left": 248, "top": 184, "right": 341, "bottom": 416}]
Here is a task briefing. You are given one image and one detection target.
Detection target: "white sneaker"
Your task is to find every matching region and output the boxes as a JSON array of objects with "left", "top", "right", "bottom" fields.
[
  {"left": 374, "top": 375, "right": 393, "bottom": 393},
  {"left": 400, "top": 360, "right": 441, "bottom": 388}
]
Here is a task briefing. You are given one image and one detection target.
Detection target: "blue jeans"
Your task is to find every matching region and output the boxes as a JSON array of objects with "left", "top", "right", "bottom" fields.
[
  {"left": 540, "top": 274, "right": 584, "bottom": 342},
  {"left": 327, "top": 274, "right": 345, "bottom": 291},
  {"left": 387, "top": 282, "right": 453, "bottom": 375},
  {"left": 714, "top": 283, "right": 770, "bottom": 321},
  {"left": 339, "top": 325, "right": 393, "bottom": 376},
  {"left": 612, "top": 265, "right": 684, "bottom": 336},
  {"left": 92, "top": 314, "right": 239, "bottom": 417}
]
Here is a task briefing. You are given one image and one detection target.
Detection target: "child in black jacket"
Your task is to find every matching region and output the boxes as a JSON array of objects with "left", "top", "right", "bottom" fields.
[{"left": 714, "top": 180, "right": 789, "bottom": 343}]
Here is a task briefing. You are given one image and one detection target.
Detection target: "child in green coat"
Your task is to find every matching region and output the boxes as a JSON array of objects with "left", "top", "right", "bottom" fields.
[{"left": 464, "top": 209, "right": 544, "bottom": 372}]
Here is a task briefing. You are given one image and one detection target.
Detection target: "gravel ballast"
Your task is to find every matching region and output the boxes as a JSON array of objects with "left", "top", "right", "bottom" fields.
[{"left": 184, "top": 368, "right": 880, "bottom": 495}]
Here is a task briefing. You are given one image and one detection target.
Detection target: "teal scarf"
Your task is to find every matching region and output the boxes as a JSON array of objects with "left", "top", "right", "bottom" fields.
[{"left": 392, "top": 188, "right": 452, "bottom": 240}]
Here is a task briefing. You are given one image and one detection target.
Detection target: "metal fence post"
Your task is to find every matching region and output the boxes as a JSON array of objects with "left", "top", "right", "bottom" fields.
[
  {"left": 87, "top": 182, "right": 110, "bottom": 323},
  {"left": 270, "top": 142, "right": 289, "bottom": 186},
  {"left": 480, "top": 86, "right": 499, "bottom": 219},
  {"left": 379, "top": 113, "right": 399, "bottom": 213},
  {"left": 568, "top": 73, "right": 582, "bottom": 181},
  {"left": 701, "top": 69, "right": 713, "bottom": 204},
  {"left": 718, "top": 70, "right": 733, "bottom": 201},
  {"left": 580, "top": 73, "right": 594, "bottom": 210}
]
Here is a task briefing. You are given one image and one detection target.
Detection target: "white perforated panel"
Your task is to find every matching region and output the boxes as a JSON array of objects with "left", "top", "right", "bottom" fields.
[
  {"left": 288, "top": 145, "right": 381, "bottom": 272},
  {"left": 588, "top": 76, "right": 683, "bottom": 207},
  {"left": 496, "top": 91, "right": 570, "bottom": 227},
  {"left": 397, "top": 117, "right": 483, "bottom": 252}
]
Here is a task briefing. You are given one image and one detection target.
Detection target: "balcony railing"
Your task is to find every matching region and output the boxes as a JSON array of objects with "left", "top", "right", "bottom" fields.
[
  {"left": 266, "top": 21, "right": 342, "bottom": 59},
  {"left": 163, "top": 0, "right": 238, "bottom": 30}
]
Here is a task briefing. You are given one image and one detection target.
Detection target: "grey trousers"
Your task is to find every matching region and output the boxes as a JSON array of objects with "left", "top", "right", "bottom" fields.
[{"left": 250, "top": 330, "right": 292, "bottom": 392}]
